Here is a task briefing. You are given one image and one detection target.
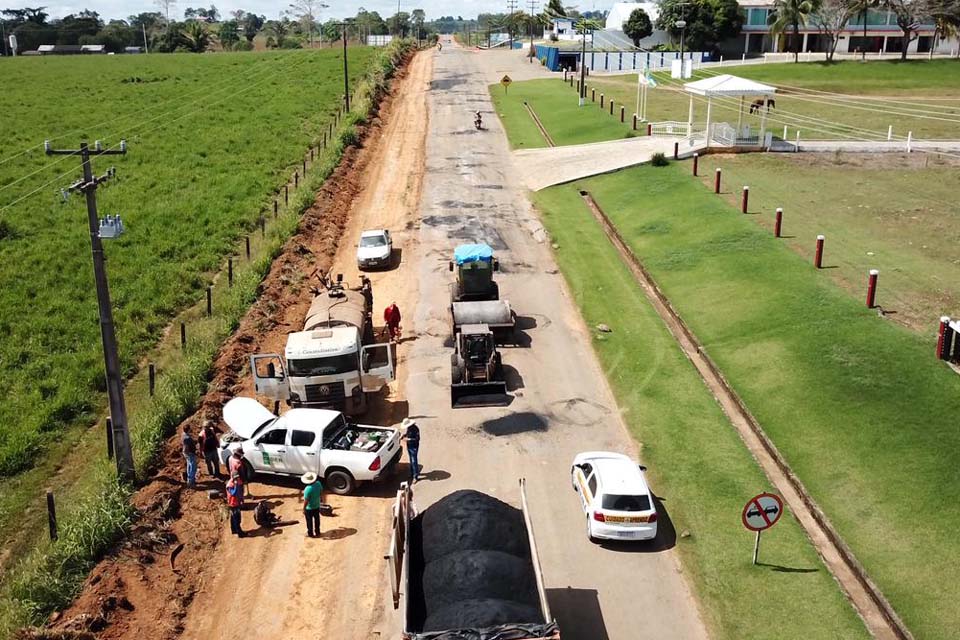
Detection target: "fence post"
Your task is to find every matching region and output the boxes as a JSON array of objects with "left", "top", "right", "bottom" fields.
[
  {"left": 815, "top": 235, "right": 825, "bottom": 269},
  {"left": 180, "top": 322, "right": 186, "bottom": 348},
  {"left": 741, "top": 186, "right": 749, "bottom": 213},
  {"left": 783, "top": 125, "right": 788, "bottom": 139},
  {"left": 148, "top": 362, "right": 156, "bottom": 396},
  {"left": 260, "top": 215, "right": 266, "bottom": 237},
  {"left": 887, "top": 125, "right": 893, "bottom": 141},
  {"left": 866, "top": 270, "right": 879, "bottom": 308},
  {"left": 693, "top": 153, "right": 699, "bottom": 176},
  {"left": 632, "top": 114, "right": 637, "bottom": 130},
  {"left": 609, "top": 100, "right": 614, "bottom": 115},
  {"left": 303, "top": 159, "right": 307, "bottom": 174},
  {"left": 591, "top": 88, "right": 595, "bottom": 102},
  {"left": 646, "top": 123, "right": 652, "bottom": 136},
  {"left": 228, "top": 257, "right": 234, "bottom": 286},
  {"left": 206, "top": 285, "right": 212, "bottom": 316},
  {"left": 46, "top": 491, "right": 58, "bottom": 541},
  {"left": 795, "top": 130, "right": 800, "bottom": 152},
  {"left": 245, "top": 236, "right": 251, "bottom": 259},
  {"left": 774, "top": 208, "right": 783, "bottom": 237},
  {"left": 600, "top": 93, "right": 604, "bottom": 108},
  {"left": 673, "top": 141, "right": 679, "bottom": 159},
  {"left": 294, "top": 171, "right": 299, "bottom": 188},
  {"left": 273, "top": 200, "right": 278, "bottom": 218},
  {"left": 106, "top": 416, "right": 114, "bottom": 460},
  {"left": 714, "top": 168, "right": 722, "bottom": 194},
  {"left": 284, "top": 185, "right": 289, "bottom": 205},
  {"left": 906, "top": 131, "right": 913, "bottom": 153}
]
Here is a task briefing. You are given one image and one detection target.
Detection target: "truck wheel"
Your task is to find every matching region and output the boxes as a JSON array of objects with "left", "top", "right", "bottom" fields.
[{"left": 325, "top": 470, "right": 355, "bottom": 495}]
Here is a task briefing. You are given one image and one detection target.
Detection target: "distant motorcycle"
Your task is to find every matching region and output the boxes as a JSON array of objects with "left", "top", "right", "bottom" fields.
[{"left": 474, "top": 111, "right": 483, "bottom": 130}]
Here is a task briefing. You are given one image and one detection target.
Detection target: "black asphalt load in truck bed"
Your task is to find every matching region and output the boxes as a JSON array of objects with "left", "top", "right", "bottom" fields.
[{"left": 409, "top": 490, "right": 548, "bottom": 636}]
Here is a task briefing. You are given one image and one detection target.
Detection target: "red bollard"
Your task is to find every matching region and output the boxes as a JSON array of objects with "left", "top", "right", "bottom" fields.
[
  {"left": 814, "top": 235, "right": 825, "bottom": 268},
  {"left": 774, "top": 207, "right": 783, "bottom": 237},
  {"left": 692, "top": 153, "right": 699, "bottom": 176},
  {"left": 866, "top": 269, "right": 879, "bottom": 308},
  {"left": 937, "top": 316, "right": 953, "bottom": 359},
  {"left": 714, "top": 168, "right": 722, "bottom": 194},
  {"left": 646, "top": 123, "right": 652, "bottom": 136},
  {"left": 673, "top": 142, "right": 679, "bottom": 159},
  {"left": 741, "top": 186, "right": 750, "bottom": 213}
]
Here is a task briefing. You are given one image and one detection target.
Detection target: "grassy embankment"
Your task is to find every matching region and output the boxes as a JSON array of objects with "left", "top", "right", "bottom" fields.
[
  {"left": 493, "top": 85, "right": 870, "bottom": 638},
  {"left": 0, "top": 40, "right": 414, "bottom": 639},
  {"left": 0, "top": 48, "right": 373, "bottom": 479},
  {"left": 496, "top": 60, "right": 960, "bottom": 144},
  {"left": 541, "top": 163, "right": 960, "bottom": 640}
]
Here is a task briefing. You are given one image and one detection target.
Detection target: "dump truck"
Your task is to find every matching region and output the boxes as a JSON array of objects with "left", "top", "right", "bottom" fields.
[
  {"left": 449, "top": 244, "right": 515, "bottom": 341},
  {"left": 248, "top": 274, "right": 395, "bottom": 415},
  {"left": 386, "top": 480, "right": 561, "bottom": 640},
  {"left": 451, "top": 323, "right": 509, "bottom": 408}
]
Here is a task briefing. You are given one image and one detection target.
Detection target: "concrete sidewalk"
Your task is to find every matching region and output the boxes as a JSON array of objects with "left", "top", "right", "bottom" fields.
[{"left": 513, "top": 136, "right": 707, "bottom": 191}]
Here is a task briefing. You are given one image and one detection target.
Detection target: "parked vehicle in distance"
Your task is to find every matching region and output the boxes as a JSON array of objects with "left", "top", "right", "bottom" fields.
[
  {"left": 357, "top": 229, "right": 393, "bottom": 270},
  {"left": 571, "top": 451, "right": 658, "bottom": 542},
  {"left": 218, "top": 397, "right": 402, "bottom": 495}
]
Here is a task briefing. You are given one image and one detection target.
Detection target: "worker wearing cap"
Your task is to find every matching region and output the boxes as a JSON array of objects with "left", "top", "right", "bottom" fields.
[
  {"left": 400, "top": 418, "right": 420, "bottom": 482},
  {"left": 302, "top": 472, "right": 323, "bottom": 538},
  {"left": 226, "top": 473, "right": 245, "bottom": 538}
]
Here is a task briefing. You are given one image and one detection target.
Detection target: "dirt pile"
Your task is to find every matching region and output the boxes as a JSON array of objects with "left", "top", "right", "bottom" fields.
[
  {"left": 417, "top": 490, "right": 541, "bottom": 632},
  {"left": 36, "top": 56, "right": 412, "bottom": 640}
]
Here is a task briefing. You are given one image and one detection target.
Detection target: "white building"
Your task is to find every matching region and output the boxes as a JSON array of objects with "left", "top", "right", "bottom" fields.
[
  {"left": 543, "top": 17, "right": 579, "bottom": 41},
  {"left": 603, "top": 2, "right": 669, "bottom": 47}
]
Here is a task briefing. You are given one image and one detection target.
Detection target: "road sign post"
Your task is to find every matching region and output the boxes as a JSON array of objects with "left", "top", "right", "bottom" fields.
[
  {"left": 501, "top": 74, "right": 512, "bottom": 94},
  {"left": 742, "top": 492, "right": 783, "bottom": 565}
]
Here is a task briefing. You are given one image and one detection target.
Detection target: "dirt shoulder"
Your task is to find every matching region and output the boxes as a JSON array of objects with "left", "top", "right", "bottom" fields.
[{"left": 37, "top": 50, "right": 429, "bottom": 640}]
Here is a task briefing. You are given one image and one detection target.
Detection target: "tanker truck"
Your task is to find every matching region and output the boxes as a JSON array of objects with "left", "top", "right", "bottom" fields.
[
  {"left": 386, "top": 480, "right": 560, "bottom": 640},
  {"left": 248, "top": 274, "right": 395, "bottom": 415}
]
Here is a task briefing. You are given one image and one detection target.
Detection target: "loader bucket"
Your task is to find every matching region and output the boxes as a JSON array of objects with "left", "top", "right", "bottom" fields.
[{"left": 451, "top": 381, "right": 510, "bottom": 408}]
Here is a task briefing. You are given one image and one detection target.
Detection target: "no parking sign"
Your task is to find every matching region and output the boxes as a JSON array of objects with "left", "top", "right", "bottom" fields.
[{"left": 742, "top": 492, "right": 783, "bottom": 564}]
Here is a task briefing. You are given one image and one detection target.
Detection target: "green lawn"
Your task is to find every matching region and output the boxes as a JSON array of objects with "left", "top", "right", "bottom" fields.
[
  {"left": 0, "top": 48, "right": 373, "bottom": 478},
  {"left": 544, "top": 163, "right": 960, "bottom": 639},
  {"left": 533, "top": 185, "right": 869, "bottom": 639},
  {"left": 589, "top": 60, "right": 960, "bottom": 141},
  {"left": 490, "top": 78, "right": 641, "bottom": 148},
  {"left": 692, "top": 152, "right": 960, "bottom": 332}
]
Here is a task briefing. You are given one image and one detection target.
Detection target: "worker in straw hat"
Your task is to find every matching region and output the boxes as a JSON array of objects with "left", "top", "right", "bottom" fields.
[
  {"left": 400, "top": 418, "right": 421, "bottom": 483},
  {"left": 301, "top": 472, "right": 323, "bottom": 538}
]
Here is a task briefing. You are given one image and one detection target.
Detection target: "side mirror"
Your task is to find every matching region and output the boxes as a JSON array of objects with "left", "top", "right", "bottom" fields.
[
  {"left": 448, "top": 261, "right": 454, "bottom": 272},
  {"left": 493, "top": 259, "right": 500, "bottom": 272}
]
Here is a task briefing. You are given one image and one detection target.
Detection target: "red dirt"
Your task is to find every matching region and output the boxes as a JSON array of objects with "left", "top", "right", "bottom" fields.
[{"left": 32, "top": 55, "right": 413, "bottom": 640}]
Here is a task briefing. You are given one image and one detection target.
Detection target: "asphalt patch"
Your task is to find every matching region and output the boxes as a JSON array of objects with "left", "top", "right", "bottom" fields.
[{"left": 480, "top": 411, "right": 548, "bottom": 436}]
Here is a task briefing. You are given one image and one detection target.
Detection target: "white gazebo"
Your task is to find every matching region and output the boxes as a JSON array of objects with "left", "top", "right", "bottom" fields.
[{"left": 683, "top": 74, "right": 777, "bottom": 148}]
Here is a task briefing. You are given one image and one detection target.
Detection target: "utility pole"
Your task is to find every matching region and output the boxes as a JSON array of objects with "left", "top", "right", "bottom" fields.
[
  {"left": 578, "top": 21, "right": 588, "bottom": 106},
  {"left": 45, "top": 139, "right": 134, "bottom": 482},
  {"left": 507, "top": 0, "right": 518, "bottom": 50},
  {"left": 142, "top": 23, "right": 149, "bottom": 53},
  {"left": 1, "top": 20, "right": 8, "bottom": 57},
  {"left": 341, "top": 22, "right": 350, "bottom": 111},
  {"left": 527, "top": 0, "right": 538, "bottom": 63}
]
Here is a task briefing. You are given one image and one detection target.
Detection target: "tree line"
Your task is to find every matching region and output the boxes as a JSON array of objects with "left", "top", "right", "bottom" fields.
[{"left": 0, "top": 3, "right": 437, "bottom": 54}]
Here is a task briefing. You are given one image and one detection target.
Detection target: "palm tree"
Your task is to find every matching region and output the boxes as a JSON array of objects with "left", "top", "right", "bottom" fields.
[
  {"left": 180, "top": 20, "right": 212, "bottom": 52},
  {"left": 770, "top": 0, "right": 821, "bottom": 62}
]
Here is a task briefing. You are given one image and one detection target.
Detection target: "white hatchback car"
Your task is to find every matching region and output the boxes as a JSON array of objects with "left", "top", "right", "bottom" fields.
[
  {"left": 571, "top": 451, "right": 658, "bottom": 542},
  {"left": 357, "top": 229, "right": 393, "bottom": 270}
]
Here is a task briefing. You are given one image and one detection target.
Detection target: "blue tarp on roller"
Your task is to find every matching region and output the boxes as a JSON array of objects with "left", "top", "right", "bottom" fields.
[{"left": 454, "top": 244, "right": 494, "bottom": 265}]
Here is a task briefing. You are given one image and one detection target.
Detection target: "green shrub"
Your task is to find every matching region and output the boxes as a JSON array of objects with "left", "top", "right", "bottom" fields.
[{"left": 650, "top": 152, "right": 670, "bottom": 166}]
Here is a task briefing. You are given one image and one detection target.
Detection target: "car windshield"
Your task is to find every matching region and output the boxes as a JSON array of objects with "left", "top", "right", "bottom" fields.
[
  {"left": 360, "top": 235, "right": 386, "bottom": 247},
  {"left": 288, "top": 353, "right": 357, "bottom": 377},
  {"left": 602, "top": 494, "right": 651, "bottom": 512}
]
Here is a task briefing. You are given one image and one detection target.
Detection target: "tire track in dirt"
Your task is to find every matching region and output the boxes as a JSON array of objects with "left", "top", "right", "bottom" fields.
[{"left": 39, "top": 51, "right": 424, "bottom": 640}]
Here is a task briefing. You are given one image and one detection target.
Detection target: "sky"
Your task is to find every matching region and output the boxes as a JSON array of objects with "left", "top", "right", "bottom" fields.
[{"left": 39, "top": 0, "right": 603, "bottom": 22}]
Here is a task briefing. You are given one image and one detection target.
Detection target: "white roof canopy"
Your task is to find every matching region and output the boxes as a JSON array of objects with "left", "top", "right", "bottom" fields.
[{"left": 683, "top": 74, "right": 777, "bottom": 97}]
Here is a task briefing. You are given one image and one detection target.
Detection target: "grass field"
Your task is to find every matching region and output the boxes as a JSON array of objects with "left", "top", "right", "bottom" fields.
[
  {"left": 490, "top": 78, "right": 643, "bottom": 148},
  {"left": 694, "top": 151, "right": 960, "bottom": 332},
  {"left": 495, "top": 60, "right": 960, "bottom": 146},
  {"left": 532, "top": 186, "right": 869, "bottom": 639},
  {"left": 0, "top": 48, "right": 373, "bottom": 478},
  {"left": 538, "top": 163, "right": 960, "bottom": 639}
]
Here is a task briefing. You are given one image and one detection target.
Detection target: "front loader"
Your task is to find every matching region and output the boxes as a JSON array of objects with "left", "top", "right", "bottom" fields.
[{"left": 450, "top": 324, "right": 509, "bottom": 408}]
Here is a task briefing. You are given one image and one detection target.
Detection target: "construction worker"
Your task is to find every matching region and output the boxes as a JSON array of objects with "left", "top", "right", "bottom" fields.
[
  {"left": 226, "top": 474, "right": 245, "bottom": 537},
  {"left": 301, "top": 472, "right": 323, "bottom": 538},
  {"left": 229, "top": 448, "right": 253, "bottom": 498},
  {"left": 384, "top": 302, "right": 402, "bottom": 341},
  {"left": 199, "top": 421, "right": 220, "bottom": 478},
  {"left": 181, "top": 425, "right": 198, "bottom": 487},
  {"left": 400, "top": 418, "right": 421, "bottom": 482}
]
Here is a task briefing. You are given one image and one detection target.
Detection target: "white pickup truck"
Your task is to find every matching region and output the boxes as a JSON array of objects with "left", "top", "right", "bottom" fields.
[{"left": 218, "top": 397, "right": 402, "bottom": 495}]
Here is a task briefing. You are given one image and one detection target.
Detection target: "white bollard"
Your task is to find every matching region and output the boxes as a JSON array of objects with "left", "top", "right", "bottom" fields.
[
  {"left": 719, "top": 55, "right": 724, "bottom": 67},
  {"left": 887, "top": 125, "right": 893, "bottom": 141},
  {"left": 783, "top": 125, "right": 788, "bottom": 139},
  {"left": 795, "top": 130, "right": 800, "bottom": 152},
  {"left": 906, "top": 131, "right": 913, "bottom": 153},
  {"left": 742, "top": 53, "right": 746, "bottom": 62}
]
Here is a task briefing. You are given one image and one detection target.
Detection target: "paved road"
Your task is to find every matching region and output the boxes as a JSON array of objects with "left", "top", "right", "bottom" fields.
[
  {"left": 382, "top": 39, "right": 709, "bottom": 640},
  {"left": 513, "top": 136, "right": 707, "bottom": 191}
]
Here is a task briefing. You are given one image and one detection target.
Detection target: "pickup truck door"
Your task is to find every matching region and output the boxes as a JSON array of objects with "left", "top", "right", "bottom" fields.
[
  {"left": 287, "top": 428, "right": 321, "bottom": 475},
  {"left": 250, "top": 354, "right": 289, "bottom": 401},
  {"left": 360, "top": 343, "right": 396, "bottom": 392},
  {"left": 251, "top": 425, "right": 289, "bottom": 473}
]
